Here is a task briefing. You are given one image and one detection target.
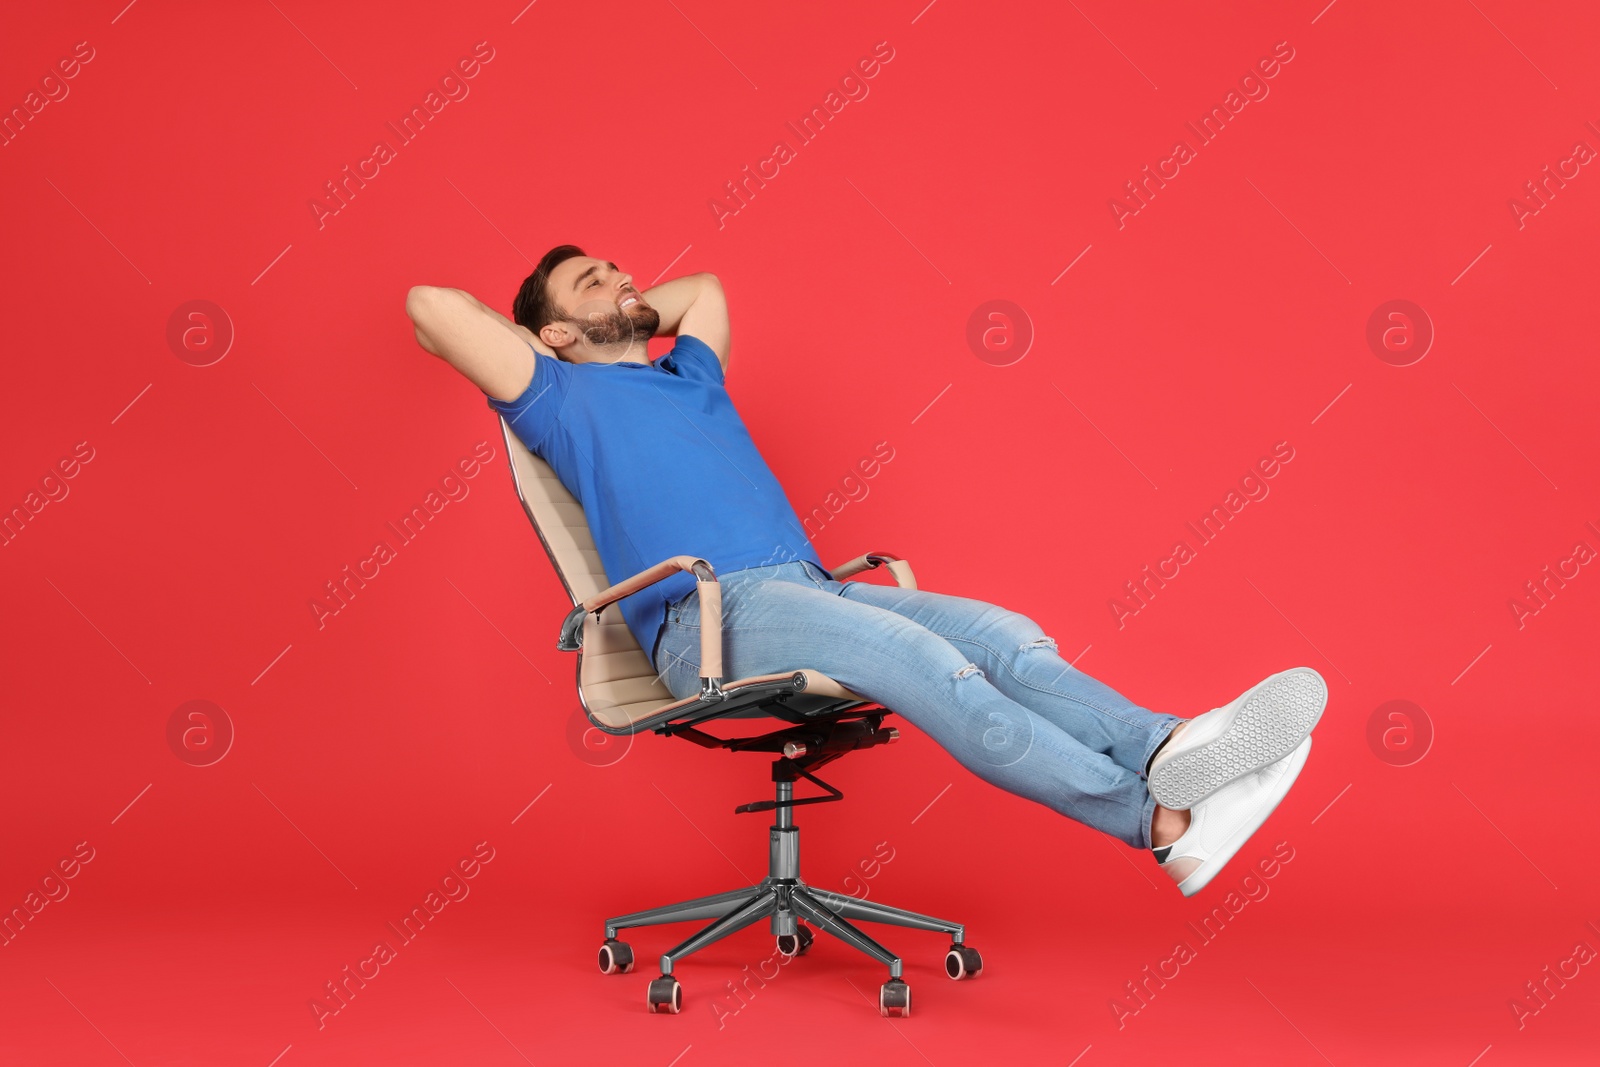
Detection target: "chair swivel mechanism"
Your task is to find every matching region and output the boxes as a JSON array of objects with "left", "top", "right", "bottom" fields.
[{"left": 495, "top": 416, "right": 982, "bottom": 1018}]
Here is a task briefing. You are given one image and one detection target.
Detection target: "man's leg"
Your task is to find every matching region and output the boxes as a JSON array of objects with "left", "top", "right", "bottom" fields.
[
  {"left": 653, "top": 567, "right": 1165, "bottom": 849},
  {"left": 821, "top": 573, "right": 1184, "bottom": 781}
]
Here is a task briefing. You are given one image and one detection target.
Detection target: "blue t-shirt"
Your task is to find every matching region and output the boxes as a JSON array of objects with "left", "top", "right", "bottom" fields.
[{"left": 485, "top": 334, "right": 826, "bottom": 659}]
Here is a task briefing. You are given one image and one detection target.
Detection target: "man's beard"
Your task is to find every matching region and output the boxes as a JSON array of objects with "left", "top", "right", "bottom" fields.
[{"left": 565, "top": 301, "right": 660, "bottom": 347}]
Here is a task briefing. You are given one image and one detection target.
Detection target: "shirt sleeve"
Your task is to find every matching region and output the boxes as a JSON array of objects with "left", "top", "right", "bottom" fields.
[
  {"left": 484, "top": 341, "right": 572, "bottom": 452},
  {"left": 660, "top": 334, "right": 726, "bottom": 387}
]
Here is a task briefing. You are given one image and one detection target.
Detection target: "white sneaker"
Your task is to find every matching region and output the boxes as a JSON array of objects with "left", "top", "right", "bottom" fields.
[
  {"left": 1147, "top": 667, "right": 1326, "bottom": 810},
  {"left": 1155, "top": 736, "right": 1311, "bottom": 897}
]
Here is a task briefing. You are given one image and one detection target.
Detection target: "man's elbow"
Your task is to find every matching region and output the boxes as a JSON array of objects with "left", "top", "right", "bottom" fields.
[
  {"left": 406, "top": 285, "right": 448, "bottom": 322},
  {"left": 405, "top": 286, "right": 451, "bottom": 354}
]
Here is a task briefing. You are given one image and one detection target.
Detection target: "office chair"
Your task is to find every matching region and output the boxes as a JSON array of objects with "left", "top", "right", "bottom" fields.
[{"left": 495, "top": 415, "right": 982, "bottom": 1018}]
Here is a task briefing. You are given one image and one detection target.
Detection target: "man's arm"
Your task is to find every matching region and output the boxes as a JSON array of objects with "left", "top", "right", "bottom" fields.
[
  {"left": 460, "top": 289, "right": 556, "bottom": 357},
  {"left": 641, "top": 272, "right": 730, "bottom": 375},
  {"left": 406, "top": 285, "right": 547, "bottom": 401}
]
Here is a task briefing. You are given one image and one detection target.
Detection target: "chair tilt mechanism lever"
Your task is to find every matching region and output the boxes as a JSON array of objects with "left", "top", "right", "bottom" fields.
[
  {"left": 665, "top": 715, "right": 901, "bottom": 815},
  {"left": 734, "top": 765, "right": 842, "bottom": 815}
]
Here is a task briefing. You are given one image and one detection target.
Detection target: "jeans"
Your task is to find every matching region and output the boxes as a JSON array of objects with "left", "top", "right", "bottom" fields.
[{"left": 651, "top": 560, "right": 1184, "bottom": 849}]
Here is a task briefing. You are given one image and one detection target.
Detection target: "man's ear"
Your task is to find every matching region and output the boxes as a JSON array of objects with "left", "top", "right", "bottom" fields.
[{"left": 539, "top": 321, "right": 575, "bottom": 350}]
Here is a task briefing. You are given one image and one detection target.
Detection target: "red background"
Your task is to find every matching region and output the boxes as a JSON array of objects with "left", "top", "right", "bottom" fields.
[{"left": 3, "top": 1, "right": 1597, "bottom": 1063}]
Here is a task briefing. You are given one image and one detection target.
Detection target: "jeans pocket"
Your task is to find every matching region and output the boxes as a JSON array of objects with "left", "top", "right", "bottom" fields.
[
  {"left": 665, "top": 588, "right": 696, "bottom": 627},
  {"left": 656, "top": 627, "right": 702, "bottom": 700},
  {"left": 806, "top": 562, "right": 834, "bottom": 589}
]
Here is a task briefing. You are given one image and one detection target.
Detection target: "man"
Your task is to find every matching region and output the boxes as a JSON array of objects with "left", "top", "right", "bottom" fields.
[{"left": 404, "top": 245, "right": 1327, "bottom": 896}]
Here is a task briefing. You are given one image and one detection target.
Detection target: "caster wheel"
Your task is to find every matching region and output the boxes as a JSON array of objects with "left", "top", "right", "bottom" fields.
[
  {"left": 944, "top": 944, "right": 983, "bottom": 980},
  {"left": 776, "top": 922, "right": 815, "bottom": 957},
  {"left": 647, "top": 975, "right": 682, "bottom": 1014},
  {"left": 879, "top": 977, "right": 911, "bottom": 1018},
  {"left": 598, "top": 939, "right": 634, "bottom": 975}
]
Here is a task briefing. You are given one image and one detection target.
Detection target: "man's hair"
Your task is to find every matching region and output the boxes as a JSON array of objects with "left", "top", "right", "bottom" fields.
[{"left": 513, "top": 244, "right": 586, "bottom": 334}]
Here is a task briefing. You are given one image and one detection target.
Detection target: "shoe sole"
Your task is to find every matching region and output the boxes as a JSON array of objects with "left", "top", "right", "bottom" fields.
[
  {"left": 1148, "top": 667, "right": 1326, "bottom": 811},
  {"left": 1177, "top": 737, "right": 1311, "bottom": 897}
]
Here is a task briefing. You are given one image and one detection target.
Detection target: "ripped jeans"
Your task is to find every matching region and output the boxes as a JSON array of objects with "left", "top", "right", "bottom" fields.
[{"left": 651, "top": 560, "right": 1184, "bottom": 849}]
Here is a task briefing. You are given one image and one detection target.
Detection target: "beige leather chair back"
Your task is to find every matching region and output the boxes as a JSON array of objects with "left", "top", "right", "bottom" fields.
[{"left": 496, "top": 416, "right": 678, "bottom": 728}]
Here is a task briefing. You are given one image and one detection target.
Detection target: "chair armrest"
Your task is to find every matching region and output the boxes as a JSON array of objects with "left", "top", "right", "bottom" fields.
[
  {"left": 557, "top": 554, "right": 728, "bottom": 691},
  {"left": 828, "top": 551, "right": 917, "bottom": 589}
]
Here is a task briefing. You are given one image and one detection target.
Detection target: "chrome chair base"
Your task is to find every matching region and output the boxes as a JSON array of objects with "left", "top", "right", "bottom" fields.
[{"left": 598, "top": 772, "right": 981, "bottom": 1016}]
